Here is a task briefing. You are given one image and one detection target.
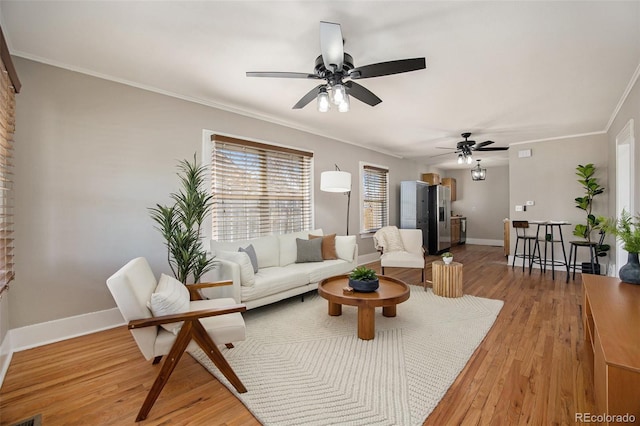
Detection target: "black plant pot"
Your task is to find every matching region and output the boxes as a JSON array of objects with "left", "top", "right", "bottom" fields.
[
  {"left": 619, "top": 252, "right": 640, "bottom": 285},
  {"left": 348, "top": 278, "right": 379, "bottom": 293},
  {"left": 581, "top": 262, "right": 601, "bottom": 275}
]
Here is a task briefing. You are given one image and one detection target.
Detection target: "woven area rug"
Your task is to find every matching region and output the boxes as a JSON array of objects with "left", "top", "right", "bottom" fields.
[{"left": 189, "top": 288, "right": 503, "bottom": 426}]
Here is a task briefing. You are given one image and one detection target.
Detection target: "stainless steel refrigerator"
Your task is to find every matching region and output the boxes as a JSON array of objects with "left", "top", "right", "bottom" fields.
[
  {"left": 399, "top": 180, "right": 429, "bottom": 249},
  {"left": 427, "top": 185, "right": 451, "bottom": 255}
]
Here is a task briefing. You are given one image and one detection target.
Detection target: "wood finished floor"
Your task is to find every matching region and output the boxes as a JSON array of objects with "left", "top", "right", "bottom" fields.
[{"left": 0, "top": 245, "right": 596, "bottom": 425}]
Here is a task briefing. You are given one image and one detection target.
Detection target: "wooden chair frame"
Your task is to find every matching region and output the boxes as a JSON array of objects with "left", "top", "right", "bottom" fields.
[{"left": 128, "top": 281, "right": 247, "bottom": 421}]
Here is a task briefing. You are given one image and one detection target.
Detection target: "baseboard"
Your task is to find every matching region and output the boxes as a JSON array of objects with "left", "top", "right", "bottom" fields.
[
  {"left": 358, "top": 252, "right": 381, "bottom": 266},
  {"left": 465, "top": 238, "right": 504, "bottom": 246},
  {"left": 9, "top": 308, "right": 125, "bottom": 353}
]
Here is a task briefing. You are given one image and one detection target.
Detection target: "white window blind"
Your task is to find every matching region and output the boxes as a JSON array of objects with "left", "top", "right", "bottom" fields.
[
  {"left": 211, "top": 135, "right": 313, "bottom": 242},
  {"left": 361, "top": 164, "right": 389, "bottom": 234},
  {"left": 0, "top": 28, "right": 19, "bottom": 297}
]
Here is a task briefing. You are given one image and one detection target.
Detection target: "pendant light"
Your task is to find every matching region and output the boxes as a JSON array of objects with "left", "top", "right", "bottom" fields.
[{"left": 471, "top": 160, "right": 486, "bottom": 181}]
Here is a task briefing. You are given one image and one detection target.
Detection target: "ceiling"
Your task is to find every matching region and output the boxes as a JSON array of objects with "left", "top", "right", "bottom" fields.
[{"left": 1, "top": 1, "right": 639, "bottom": 169}]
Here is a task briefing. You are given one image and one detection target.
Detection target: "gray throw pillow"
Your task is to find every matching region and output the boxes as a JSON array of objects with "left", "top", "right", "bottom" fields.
[
  {"left": 239, "top": 244, "right": 259, "bottom": 273},
  {"left": 295, "top": 238, "right": 323, "bottom": 263}
]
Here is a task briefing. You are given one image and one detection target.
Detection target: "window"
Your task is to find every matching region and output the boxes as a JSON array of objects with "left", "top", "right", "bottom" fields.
[
  {"left": 0, "top": 30, "right": 19, "bottom": 297},
  {"left": 360, "top": 162, "right": 389, "bottom": 234},
  {"left": 210, "top": 134, "right": 313, "bottom": 242}
]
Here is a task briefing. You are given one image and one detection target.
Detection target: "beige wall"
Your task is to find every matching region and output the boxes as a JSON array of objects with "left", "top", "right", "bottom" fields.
[
  {"left": 10, "top": 58, "right": 423, "bottom": 328},
  {"left": 508, "top": 133, "right": 609, "bottom": 260},
  {"left": 443, "top": 166, "right": 510, "bottom": 242}
]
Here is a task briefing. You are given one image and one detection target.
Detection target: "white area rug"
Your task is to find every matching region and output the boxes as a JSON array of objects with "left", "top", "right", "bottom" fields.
[{"left": 189, "top": 288, "right": 503, "bottom": 426}]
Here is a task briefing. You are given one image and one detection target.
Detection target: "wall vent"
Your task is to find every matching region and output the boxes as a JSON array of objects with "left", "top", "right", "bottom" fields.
[{"left": 11, "top": 414, "right": 42, "bottom": 426}]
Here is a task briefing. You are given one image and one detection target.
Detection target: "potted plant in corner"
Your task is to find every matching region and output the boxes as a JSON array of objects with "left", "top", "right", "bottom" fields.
[
  {"left": 149, "top": 154, "right": 217, "bottom": 285},
  {"left": 572, "top": 163, "right": 609, "bottom": 273},
  {"left": 348, "top": 266, "right": 379, "bottom": 293},
  {"left": 442, "top": 252, "right": 453, "bottom": 265},
  {"left": 600, "top": 209, "right": 640, "bottom": 284}
]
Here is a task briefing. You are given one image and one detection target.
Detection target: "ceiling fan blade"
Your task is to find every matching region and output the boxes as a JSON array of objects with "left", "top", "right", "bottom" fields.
[
  {"left": 474, "top": 140, "right": 494, "bottom": 148},
  {"left": 320, "top": 21, "right": 344, "bottom": 72},
  {"left": 475, "top": 147, "right": 509, "bottom": 151},
  {"left": 345, "top": 81, "right": 382, "bottom": 106},
  {"left": 247, "top": 71, "right": 320, "bottom": 79},
  {"left": 429, "top": 151, "right": 457, "bottom": 158},
  {"left": 292, "top": 85, "right": 324, "bottom": 109},
  {"left": 349, "top": 57, "right": 426, "bottom": 79}
]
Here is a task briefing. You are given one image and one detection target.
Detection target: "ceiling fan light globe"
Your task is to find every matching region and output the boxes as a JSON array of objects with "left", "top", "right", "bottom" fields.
[
  {"left": 317, "top": 90, "right": 330, "bottom": 112},
  {"left": 332, "top": 83, "right": 346, "bottom": 105},
  {"left": 466, "top": 155, "right": 473, "bottom": 164},
  {"left": 457, "top": 154, "right": 464, "bottom": 164},
  {"left": 338, "top": 94, "right": 350, "bottom": 112}
]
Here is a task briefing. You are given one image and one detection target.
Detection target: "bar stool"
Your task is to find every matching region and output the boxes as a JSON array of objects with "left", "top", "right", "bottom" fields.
[
  {"left": 567, "top": 231, "right": 605, "bottom": 283},
  {"left": 531, "top": 221, "right": 570, "bottom": 280},
  {"left": 511, "top": 221, "right": 538, "bottom": 273}
]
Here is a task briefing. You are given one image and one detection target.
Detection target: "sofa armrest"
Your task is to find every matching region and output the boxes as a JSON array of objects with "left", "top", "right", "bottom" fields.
[{"left": 198, "top": 259, "right": 242, "bottom": 303}]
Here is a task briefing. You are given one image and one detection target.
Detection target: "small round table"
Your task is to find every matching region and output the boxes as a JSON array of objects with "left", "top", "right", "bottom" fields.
[
  {"left": 431, "top": 260, "right": 464, "bottom": 298},
  {"left": 318, "top": 275, "right": 410, "bottom": 340}
]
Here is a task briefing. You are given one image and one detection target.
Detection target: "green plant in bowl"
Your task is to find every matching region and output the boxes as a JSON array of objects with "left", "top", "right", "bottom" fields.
[{"left": 348, "top": 266, "right": 379, "bottom": 292}]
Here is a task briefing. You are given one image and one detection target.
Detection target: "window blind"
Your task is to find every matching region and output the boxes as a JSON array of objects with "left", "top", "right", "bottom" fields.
[
  {"left": 0, "top": 28, "right": 18, "bottom": 296},
  {"left": 362, "top": 164, "right": 389, "bottom": 233},
  {"left": 211, "top": 135, "right": 313, "bottom": 242}
]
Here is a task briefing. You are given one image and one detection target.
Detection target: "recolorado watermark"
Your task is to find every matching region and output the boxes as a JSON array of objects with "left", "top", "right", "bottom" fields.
[{"left": 575, "top": 413, "right": 636, "bottom": 423}]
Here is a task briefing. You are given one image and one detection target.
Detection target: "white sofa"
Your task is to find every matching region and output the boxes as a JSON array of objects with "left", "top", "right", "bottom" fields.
[{"left": 199, "top": 229, "right": 358, "bottom": 309}]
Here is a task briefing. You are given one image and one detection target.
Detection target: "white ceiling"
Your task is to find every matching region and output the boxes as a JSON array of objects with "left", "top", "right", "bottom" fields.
[{"left": 2, "top": 1, "right": 639, "bottom": 169}]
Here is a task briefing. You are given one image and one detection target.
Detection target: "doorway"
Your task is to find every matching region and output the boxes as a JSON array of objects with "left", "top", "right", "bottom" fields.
[{"left": 615, "top": 119, "right": 635, "bottom": 275}]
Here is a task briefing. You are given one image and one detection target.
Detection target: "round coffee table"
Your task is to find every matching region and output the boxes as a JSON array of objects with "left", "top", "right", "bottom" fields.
[{"left": 318, "top": 274, "right": 410, "bottom": 340}]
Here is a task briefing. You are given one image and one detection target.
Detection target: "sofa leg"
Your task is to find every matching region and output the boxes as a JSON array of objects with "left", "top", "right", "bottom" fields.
[
  {"left": 301, "top": 294, "right": 304, "bottom": 303},
  {"left": 225, "top": 343, "right": 234, "bottom": 349},
  {"left": 152, "top": 356, "right": 163, "bottom": 365}
]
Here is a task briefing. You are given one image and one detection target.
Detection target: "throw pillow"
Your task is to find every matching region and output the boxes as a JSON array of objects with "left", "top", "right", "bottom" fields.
[
  {"left": 216, "top": 250, "right": 256, "bottom": 287},
  {"left": 335, "top": 235, "right": 357, "bottom": 262},
  {"left": 239, "top": 244, "right": 259, "bottom": 273},
  {"left": 309, "top": 233, "right": 338, "bottom": 260},
  {"left": 295, "top": 237, "right": 323, "bottom": 263},
  {"left": 383, "top": 226, "right": 405, "bottom": 252},
  {"left": 148, "top": 273, "right": 190, "bottom": 335}
]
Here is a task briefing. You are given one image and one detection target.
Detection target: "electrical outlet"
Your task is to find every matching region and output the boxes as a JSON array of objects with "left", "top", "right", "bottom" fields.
[
  {"left": 526, "top": 200, "right": 535, "bottom": 206},
  {"left": 515, "top": 205, "right": 524, "bottom": 212}
]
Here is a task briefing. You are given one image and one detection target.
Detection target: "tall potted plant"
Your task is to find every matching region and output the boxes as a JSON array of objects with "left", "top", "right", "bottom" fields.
[
  {"left": 149, "top": 154, "right": 216, "bottom": 284},
  {"left": 600, "top": 209, "right": 640, "bottom": 284}
]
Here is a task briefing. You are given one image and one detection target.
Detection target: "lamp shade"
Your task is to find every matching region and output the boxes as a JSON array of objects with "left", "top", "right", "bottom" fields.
[{"left": 320, "top": 170, "right": 352, "bottom": 192}]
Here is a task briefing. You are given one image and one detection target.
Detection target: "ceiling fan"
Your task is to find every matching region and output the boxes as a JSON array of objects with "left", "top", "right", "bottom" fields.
[
  {"left": 246, "top": 21, "right": 426, "bottom": 112},
  {"left": 434, "top": 132, "right": 509, "bottom": 164}
]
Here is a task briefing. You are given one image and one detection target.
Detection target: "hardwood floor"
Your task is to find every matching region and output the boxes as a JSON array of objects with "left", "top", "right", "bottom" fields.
[{"left": 0, "top": 245, "right": 596, "bottom": 425}]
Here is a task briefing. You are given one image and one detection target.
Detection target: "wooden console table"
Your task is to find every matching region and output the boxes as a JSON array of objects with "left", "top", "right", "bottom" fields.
[
  {"left": 431, "top": 260, "right": 463, "bottom": 298},
  {"left": 582, "top": 274, "right": 640, "bottom": 422}
]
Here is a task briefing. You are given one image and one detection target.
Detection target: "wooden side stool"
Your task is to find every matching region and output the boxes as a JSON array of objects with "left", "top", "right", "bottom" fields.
[{"left": 431, "top": 260, "right": 463, "bottom": 298}]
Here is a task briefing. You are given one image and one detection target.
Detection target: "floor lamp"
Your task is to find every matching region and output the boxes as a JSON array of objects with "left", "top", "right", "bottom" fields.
[{"left": 320, "top": 165, "right": 352, "bottom": 235}]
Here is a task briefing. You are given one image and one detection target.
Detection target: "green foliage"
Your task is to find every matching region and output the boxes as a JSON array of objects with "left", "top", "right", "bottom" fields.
[
  {"left": 600, "top": 209, "right": 640, "bottom": 254},
  {"left": 572, "top": 164, "right": 605, "bottom": 243},
  {"left": 349, "top": 266, "right": 378, "bottom": 281},
  {"left": 149, "top": 154, "right": 216, "bottom": 284},
  {"left": 442, "top": 252, "right": 453, "bottom": 258}
]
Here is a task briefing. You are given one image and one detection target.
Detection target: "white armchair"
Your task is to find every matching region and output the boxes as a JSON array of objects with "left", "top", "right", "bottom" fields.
[
  {"left": 373, "top": 227, "right": 426, "bottom": 282},
  {"left": 106, "top": 257, "right": 247, "bottom": 421}
]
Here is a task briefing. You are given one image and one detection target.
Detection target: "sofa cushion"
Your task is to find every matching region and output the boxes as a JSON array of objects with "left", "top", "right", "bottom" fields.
[
  {"left": 309, "top": 233, "right": 338, "bottom": 260},
  {"left": 335, "top": 235, "right": 357, "bottom": 262},
  {"left": 239, "top": 244, "right": 259, "bottom": 273},
  {"left": 240, "top": 267, "right": 309, "bottom": 302},
  {"left": 211, "top": 235, "right": 279, "bottom": 268},
  {"left": 279, "top": 229, "right": 323, "bottom": 266},
  {"left": 148, "top": 273, "right": 190, "bottom": 335},
  {"left": 288, "top": 259, "right": 353, "bottom": 284},
  {"left": 295, "top": 237, "right": 323, "bottom": 263},
  {"left": 216, "top": 250, "right": 255, "bottom": 287}
]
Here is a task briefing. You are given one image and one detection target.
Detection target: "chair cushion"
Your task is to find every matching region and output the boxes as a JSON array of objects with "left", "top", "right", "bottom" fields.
[
  {"left": 309, "top": 233, "right": 338, "bottom": 260},
  {"left": 295, "top": 237, "right": 323, "bottom": 263},
  {"left": 216, "top": 250, "right": 255, "bottom": 287},
  {"left": 380, "top": 251, "right": 425, "bottom": 269},
  {"left": 148, "top": 274, "right": 190, "bottom": 335}
]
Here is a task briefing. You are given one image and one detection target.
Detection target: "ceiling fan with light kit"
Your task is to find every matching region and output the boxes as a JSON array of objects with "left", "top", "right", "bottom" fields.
[
  {"left": 433, "top": 132, "right": 509, "bottom": 164},
  {"left": 246, "top": 21, "right": 426, "bottom": 112}
]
